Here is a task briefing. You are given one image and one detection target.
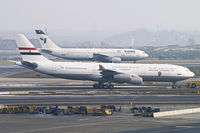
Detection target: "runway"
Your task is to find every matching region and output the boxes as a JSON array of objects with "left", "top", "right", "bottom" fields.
[
  {"left": 1, "top": 95, "right": 200, "bottom": 105},
  {"left": 0, "top": 86, "right": 171, "bottom": 92},
  {"left": 0, "top": 77, "right": 199, "bottom": 105}
]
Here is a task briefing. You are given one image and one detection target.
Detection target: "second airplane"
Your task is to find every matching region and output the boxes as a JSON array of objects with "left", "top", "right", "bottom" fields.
[{"left": 35, "top": 30, "right": 149, "bottom": 63}]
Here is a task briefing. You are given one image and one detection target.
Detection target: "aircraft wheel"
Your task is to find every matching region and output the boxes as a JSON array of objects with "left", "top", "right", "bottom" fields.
[
  {"left": 191, "top": 83, "right": 197, "bottom": 88},
  {"left": 99, "top": 84, "right": 104, "bottom": 89},
  {"left": 93, "top": 83, "right": 98, "bottom": 89},
  {"left": 171, "top": 82, "right": 177, "bottom": 89},
  {"left": 172, "top": 85, "right": 176, "bottom": 89},
  {"left": 108, "top": 84, "right": 114, "bottom": 89}
]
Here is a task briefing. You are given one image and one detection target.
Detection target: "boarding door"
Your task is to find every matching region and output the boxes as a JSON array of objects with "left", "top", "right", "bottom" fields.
[{"left": 158, "top": 71, "right": 162, "bottom": 77}]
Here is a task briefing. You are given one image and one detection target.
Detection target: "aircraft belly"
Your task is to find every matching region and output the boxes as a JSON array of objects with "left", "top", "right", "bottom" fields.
[
  {"left": 50, "top": 73, "right": 101, "bottom": 81},
  {"left": 141, "top": 75, "right": 190, "bottom": 82},
  {"left": 60, "top": 52, "right": 93, "bottom": 60},
  {"left": 37, "top": 63, "right": 192, "bottom": 84},
  {"left": 121, "top": 56, "right": 142, "bottom": 61}
]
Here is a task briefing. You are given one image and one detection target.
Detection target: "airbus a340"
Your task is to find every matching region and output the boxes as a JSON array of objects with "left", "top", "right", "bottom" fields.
[
  {"left": 14, "top": 34, "right": 194, "bottom": 88},
  {"left": 35, "top": 30, "right": 149, "bottom": 63}
]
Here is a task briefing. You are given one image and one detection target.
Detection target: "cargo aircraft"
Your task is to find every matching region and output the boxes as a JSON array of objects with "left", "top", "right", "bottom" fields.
[
  {"left": 35, "top": 30, "right": 149, "bottom": 63},
  {"left": 14, "top": 34, "right": 194, "bottom": 88}
]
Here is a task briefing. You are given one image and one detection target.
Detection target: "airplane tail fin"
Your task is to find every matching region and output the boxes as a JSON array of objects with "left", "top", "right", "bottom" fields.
[
  {"left": 35, "top": 29, "right": 60, "bottom": 49},
  {"left": 15, "top": 34, "right": 50, "bottom": 62}
]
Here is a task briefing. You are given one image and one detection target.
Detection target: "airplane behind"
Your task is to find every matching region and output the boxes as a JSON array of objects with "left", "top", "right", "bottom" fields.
[
  {"left": 35, "top": 30, "right": 149, "bottom": 63},
  {"left": 14, "top": 34, "right": 194, "bottom": 89}
]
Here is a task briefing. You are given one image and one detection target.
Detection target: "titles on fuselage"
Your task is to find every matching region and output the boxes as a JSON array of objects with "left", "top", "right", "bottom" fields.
[{"left": 124, "top": 50, "right": 135, "bottom": 53}]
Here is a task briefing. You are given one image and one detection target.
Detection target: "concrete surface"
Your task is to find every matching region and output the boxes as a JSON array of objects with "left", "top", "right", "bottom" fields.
[{"left": 0, "top": 111, "right": 200, "bottom": 133}]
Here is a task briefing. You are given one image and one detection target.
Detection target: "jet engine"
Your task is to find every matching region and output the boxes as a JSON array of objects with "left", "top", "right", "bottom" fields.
[
  {"left": 113, "top": 74, "right": 143, "bottom": 85},
  {"left": 110, "top": 57, "right": 121, "bottom": 63}
]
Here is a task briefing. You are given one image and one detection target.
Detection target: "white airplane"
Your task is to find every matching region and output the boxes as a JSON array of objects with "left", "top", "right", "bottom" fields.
[
  {"left": 14, "top": 34, "right": 194, "bottom": 88},
  {"left": 35, "top": 30, "right": 149, "bottom": 63}
]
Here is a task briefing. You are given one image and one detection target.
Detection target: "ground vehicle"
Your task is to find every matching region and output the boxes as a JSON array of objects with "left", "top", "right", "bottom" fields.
[
  {"left": 130, "top": 106, "right": 160, "bottom": 117},
  {"left": 188, "top": 81, "right": 200, "bottom": 88}
]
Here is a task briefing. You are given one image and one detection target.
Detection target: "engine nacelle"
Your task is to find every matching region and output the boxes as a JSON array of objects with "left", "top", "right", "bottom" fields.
[
  {"left": 111, "top": 57, "right": 121, "bottom": 63},
  {"left": 113, "top": 74, "right": 143, "bottom": 85}
]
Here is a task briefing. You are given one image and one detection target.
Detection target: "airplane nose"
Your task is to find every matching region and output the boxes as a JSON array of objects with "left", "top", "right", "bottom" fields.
[
  {"left": 190, "top": 71, "right": 195, "bottom": 77},
  {"left": 144, "top": 53, "right": 149, "bottom": 58}
]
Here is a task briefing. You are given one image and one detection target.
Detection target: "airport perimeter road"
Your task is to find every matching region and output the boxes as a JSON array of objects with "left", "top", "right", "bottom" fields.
[{"left": 1, "top": 95, "right": 200, "bottom": 104}]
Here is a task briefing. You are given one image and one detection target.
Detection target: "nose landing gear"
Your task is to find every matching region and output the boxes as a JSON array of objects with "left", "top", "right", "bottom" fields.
[{"left": 172, "top": 82, "right": 176, "bottom": 89}]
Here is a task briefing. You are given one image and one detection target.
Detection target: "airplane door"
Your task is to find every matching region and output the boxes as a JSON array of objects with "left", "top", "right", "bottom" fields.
[
  {"left": 158, "top": 71, "right": 161, "bottom": 77},
  {"left": 120, "top": 50, "right": 125, "bottom": 57}
]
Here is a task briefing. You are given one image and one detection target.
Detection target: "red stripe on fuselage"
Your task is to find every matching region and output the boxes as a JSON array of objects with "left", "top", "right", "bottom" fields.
[{"left": 18, "top": 47, "right": 37, "bottom": 50}]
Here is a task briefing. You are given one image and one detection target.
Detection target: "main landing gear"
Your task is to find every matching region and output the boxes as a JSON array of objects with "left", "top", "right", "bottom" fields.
[
  {"left": 172, "top": 82, "right": 176, "bottom": 89},
  {"left": 93, "top": 82, "right": 114, "bottom": 89}
]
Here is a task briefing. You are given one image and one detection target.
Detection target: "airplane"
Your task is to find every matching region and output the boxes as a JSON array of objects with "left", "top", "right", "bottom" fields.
[
  {"left": 14, "top": 34, "right": 195, "bottom": 89},
  {"left": 35, "top": 30, "right": 149, "bottom": 63}
]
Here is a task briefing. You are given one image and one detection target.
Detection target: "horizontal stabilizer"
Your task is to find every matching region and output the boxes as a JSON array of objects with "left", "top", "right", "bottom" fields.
[
  {"left": 21, "top": 61, "right": 38, "bottom": 69},
  {"left": 10, "top": 60, "right": 38, "bottom": 69}
]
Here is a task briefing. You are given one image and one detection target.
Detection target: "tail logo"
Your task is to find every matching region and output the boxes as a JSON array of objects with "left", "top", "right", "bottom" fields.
[
  {"left": 40, "top": 38, "right": 47, "bottom": 44},
  {"left": 18, "top": 47, "right": 41, "bottom": 55}
]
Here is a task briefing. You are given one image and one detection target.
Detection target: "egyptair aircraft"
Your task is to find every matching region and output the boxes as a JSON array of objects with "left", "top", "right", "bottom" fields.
[
  {"left": 35, "top": 30, "right": 149, "bottom": 63},
  {"left": 14, "top": 34, "right": 194, "bottom": 88}
]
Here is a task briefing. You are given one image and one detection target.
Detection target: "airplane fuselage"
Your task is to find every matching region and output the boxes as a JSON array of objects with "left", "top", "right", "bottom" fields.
[
  {"left": 33, "top": 61, "right": 194, "bottom": 83},
  {"left": 15, "top": 34, "right": 195, "bottom": 88},
  {"left": 41, "top": 48, "right": 149, "bottom": 61}
]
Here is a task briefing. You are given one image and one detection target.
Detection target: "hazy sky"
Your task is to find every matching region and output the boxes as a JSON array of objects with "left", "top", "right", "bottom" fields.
[{"left": 1, "top": 0, "right": 200, "bottom": 31}]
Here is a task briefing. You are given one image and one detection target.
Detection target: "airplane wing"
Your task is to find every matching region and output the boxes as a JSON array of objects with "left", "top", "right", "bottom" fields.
[
  {"left": 98, "top": 64, "right": 120, "bottom": 78},
  {"left": 93, "top": 53, "right": 121, "bottom": 63},
  {"left": 98, "top": 64, "right": 143, "bottom": 84},
  {"left": 93, "top": 53, "right": 110, "bottom": 62}
]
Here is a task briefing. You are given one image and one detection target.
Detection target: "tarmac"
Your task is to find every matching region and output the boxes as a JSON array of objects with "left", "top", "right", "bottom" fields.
[
  {"left": 1, "top": 111, "right": 200, "bottom": 133},
  {"left": 0, "top": 77, "right": 200, "bottom": 133},
  {"left": 1, "top": 95, "right": 200, "bottom": 105},
  {"left": 2, "top": 52, "right": 200, "bottom": 132}
]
